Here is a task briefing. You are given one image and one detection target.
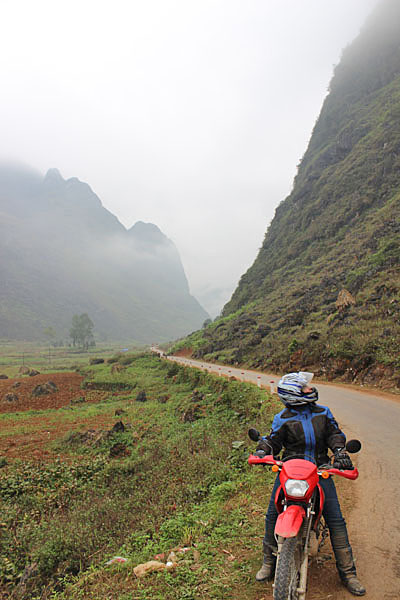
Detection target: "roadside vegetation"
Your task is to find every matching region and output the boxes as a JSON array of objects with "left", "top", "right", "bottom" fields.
[
  {"left": 171, "top": 257, "right": 400, "bottom": 392},
  {"left": 0, "top": 352, "right": 284, "bottom": 599}
]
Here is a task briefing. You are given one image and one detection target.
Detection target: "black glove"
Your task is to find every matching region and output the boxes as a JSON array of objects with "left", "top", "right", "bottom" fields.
[
  {"left": 333, "top": 449, "right": 353, "bottom": 470},
  {"left": 256, "top": 439, "right": 273, "bottom": 455}
]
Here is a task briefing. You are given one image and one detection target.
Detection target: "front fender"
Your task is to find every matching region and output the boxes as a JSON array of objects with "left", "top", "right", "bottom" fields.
[{"left": 275, "top": 505, "right": 305, "bottom": 538}]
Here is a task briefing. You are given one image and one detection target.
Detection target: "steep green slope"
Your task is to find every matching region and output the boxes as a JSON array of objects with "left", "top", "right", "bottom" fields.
[{"left": 176, "top": 0, "right": 400, "bottom": 389}]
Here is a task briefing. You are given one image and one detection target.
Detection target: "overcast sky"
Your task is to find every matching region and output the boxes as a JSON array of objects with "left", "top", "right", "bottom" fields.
[{"left": 1, "top": 0, "right": 379, "bottom": 316}]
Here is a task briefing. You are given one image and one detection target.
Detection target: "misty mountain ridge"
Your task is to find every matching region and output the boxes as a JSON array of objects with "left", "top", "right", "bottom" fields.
[
  {"left": 0, "top": 164, "right": 208, "bottom": 342},
  {"left": 177, "top": 0, "right": 400, "bottom": 390}
]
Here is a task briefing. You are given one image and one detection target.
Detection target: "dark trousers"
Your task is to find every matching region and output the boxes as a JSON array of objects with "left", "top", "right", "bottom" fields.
[{"left": 263, "top": 475, "right": 356, "bottom": 578}]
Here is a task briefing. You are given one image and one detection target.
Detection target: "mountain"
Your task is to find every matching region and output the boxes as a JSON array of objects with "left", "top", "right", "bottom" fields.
[
  {"left": 177, "top": 0, "right": 400, "bottom": 389},
  {"left": 0, "top": 164, "right": 208, "bottom": 342}
]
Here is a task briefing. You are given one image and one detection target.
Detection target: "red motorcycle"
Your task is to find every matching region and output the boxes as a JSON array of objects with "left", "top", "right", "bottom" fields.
[{"left": 248, "top": 428, "right": 361, "bottom": 600}]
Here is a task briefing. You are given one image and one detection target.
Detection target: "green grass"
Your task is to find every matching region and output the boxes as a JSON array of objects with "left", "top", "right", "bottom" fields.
[
  {"left": 0, "top": 341, "right": 139, "bottom": 378},
  {"left": 0, "top": 354, "right": 280, "bottom": 599}
]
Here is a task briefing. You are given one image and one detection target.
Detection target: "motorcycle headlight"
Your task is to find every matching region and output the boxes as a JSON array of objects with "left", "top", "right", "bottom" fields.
[{"left": 284, "top": 479, "right": 309, "bottom": 498}]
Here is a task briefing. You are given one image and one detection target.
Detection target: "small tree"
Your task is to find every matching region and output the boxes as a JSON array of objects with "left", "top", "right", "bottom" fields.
[
  {"left": 69, "top": 314, "right": 95, "bottom": 350},
  {"left": 202, "top": 318, "right": 212, "bottom": 329}
]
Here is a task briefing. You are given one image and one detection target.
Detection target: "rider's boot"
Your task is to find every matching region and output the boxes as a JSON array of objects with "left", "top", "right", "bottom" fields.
[
  {"left": 255, "top": 543, "right": 276, "bottom": 582},
  {"left": 335, "top": 546, "right": 366, "bottom": 596}
]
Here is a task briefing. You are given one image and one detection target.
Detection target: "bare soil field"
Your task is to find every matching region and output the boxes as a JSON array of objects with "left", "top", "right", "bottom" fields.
[
  {"left": 0, "top": 371, "right": 131, "bottom": 460},
  {"left": 0, "top": 372, "right": 86, "bottom": 413}
]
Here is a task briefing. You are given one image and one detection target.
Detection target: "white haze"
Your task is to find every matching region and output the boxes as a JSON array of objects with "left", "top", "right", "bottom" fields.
[{"left": 0, "top": 0, "right": 378, "bottom": 316}]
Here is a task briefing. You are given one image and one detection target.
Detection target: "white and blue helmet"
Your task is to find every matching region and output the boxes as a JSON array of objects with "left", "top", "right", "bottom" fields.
[{"left": 277, "top": 372, "right": 318, "bottom": 407}]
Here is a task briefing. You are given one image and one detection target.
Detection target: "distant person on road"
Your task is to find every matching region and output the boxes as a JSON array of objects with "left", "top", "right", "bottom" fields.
[{"left": 255, "top": 371, "right": 365, "bottom": 597}]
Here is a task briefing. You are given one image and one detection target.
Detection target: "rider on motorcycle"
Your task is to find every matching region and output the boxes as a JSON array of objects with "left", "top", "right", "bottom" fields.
[{"left": 255, "top": 372, "right": 366, "bottom": 596}]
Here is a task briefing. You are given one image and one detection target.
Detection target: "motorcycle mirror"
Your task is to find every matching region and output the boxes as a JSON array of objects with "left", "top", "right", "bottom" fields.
[
  {"left": 248, "top": 428, "right": 260, "bottom": 442},
  {"left": 346, "top": 439, "right": 362, "bottom": 454}
]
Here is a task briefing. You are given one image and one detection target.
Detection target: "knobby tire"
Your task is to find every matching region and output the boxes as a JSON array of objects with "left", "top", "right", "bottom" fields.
[{"left": 273, "top": 537, "right": 301, "bottom": 600}]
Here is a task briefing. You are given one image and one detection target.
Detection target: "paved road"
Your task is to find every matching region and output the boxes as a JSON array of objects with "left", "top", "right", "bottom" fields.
[{"left": 167, "top": 354, "right": 400, "bottom": 599}]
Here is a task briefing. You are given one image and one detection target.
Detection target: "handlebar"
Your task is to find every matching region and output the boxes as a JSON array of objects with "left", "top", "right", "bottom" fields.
[{"left": 248, "top": 454, "right": 359, "bottom": 480}]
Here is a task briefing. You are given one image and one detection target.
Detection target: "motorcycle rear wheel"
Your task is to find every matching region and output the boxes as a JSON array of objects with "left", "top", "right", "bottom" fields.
[{"left": 273, "top": 537, "right": 302, "bottom": 600}]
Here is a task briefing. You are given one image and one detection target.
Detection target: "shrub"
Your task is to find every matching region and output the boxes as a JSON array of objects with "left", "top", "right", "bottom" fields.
[
  {"left": 119, "top": 355, "right": 137, "bottom": 366},
  {"left": 209, "top": 480, "right": 237, "bottom": 501}
]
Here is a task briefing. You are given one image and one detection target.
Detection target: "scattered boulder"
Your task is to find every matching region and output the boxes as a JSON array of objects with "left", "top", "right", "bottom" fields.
[
  {"left": 0, "top": 374, "right": 8, "bottom": 380},
  {"left": 112, "top": 420, "right": 125, "bottom": 433},
  {"left": 28, "top": 369, "right": 40, "bottom": 377},
  {"left": 31, "top": 381, "right": 58, "bottom": 396},
  {"left": 19, "top": 366, "right": 31, "bottom": 375},
  {"left": 89, "top": 358, "right": 105, "bottom": 365},
  {"left": 109, "top": 443, "right": 130, "bottom": 457},
  {"left": 115, "top": 408, "right": 127, "bottom": 416},
  {"left": 4, "top": 393, "right": 18, "bottom": 403},
  {"left": 65, "top": 421, "right": 132, "bottom": 450},
  {"left": 157, "top": 394, "right": 170, "bottom": 404},
  {"left": 136, "top": 390, "right": 147, "bottom": 402},
  {"left": 307, "top": 331, "right": 321, "bottom": 341},
  {"left": 191, "top": 390, "right": 204, "bottom": 402},
  {"left": 45, "top": 380, "right": 57, "bottom": 391},
  {"left": 107, "top": 355, "right": 120, "bottom": 364},
  {"left": 12, "top": 382, "right": 21, "bottom": 388},
  {"left": 182, "top": 404, "right": 203, "bottom": 423}
]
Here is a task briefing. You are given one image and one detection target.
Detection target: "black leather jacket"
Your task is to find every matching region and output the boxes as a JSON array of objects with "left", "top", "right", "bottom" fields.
[{"left": 260, "top": 403, "right": 346, "bottom": 466}]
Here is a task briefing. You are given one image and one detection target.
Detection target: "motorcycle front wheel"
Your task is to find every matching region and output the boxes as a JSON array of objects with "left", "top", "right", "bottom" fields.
[{"left": 273, "top": 537, "right": 302, "bottom": 600}]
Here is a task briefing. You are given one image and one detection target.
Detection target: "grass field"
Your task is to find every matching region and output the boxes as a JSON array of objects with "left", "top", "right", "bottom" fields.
[
  {"left": 0, "top": 341, "right": 140, "bottom": 378},
  {"left": 0, "top": 349, "right": 347, "bottom": 599}
]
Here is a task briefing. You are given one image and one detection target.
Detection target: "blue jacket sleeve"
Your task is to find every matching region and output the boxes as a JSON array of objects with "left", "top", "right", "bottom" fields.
[
  {"left": 262, "top": 413, "right": 285, "bottom": 456},
  {"left": 325, "top": 407, "right": 346, "bottom": 451}
]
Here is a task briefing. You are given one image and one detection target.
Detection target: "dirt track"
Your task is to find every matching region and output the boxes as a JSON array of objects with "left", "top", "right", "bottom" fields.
[{"left": 168, "top": 355, "right": 400, "bottom": 600}]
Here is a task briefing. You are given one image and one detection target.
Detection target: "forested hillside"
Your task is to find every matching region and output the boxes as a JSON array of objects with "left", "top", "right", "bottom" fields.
[
  {"left": 0, "top": 165, "right": 208, "bottom": 343},
  {"left": 176, "top": 0, "right": 400, "bottom": 389}
]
